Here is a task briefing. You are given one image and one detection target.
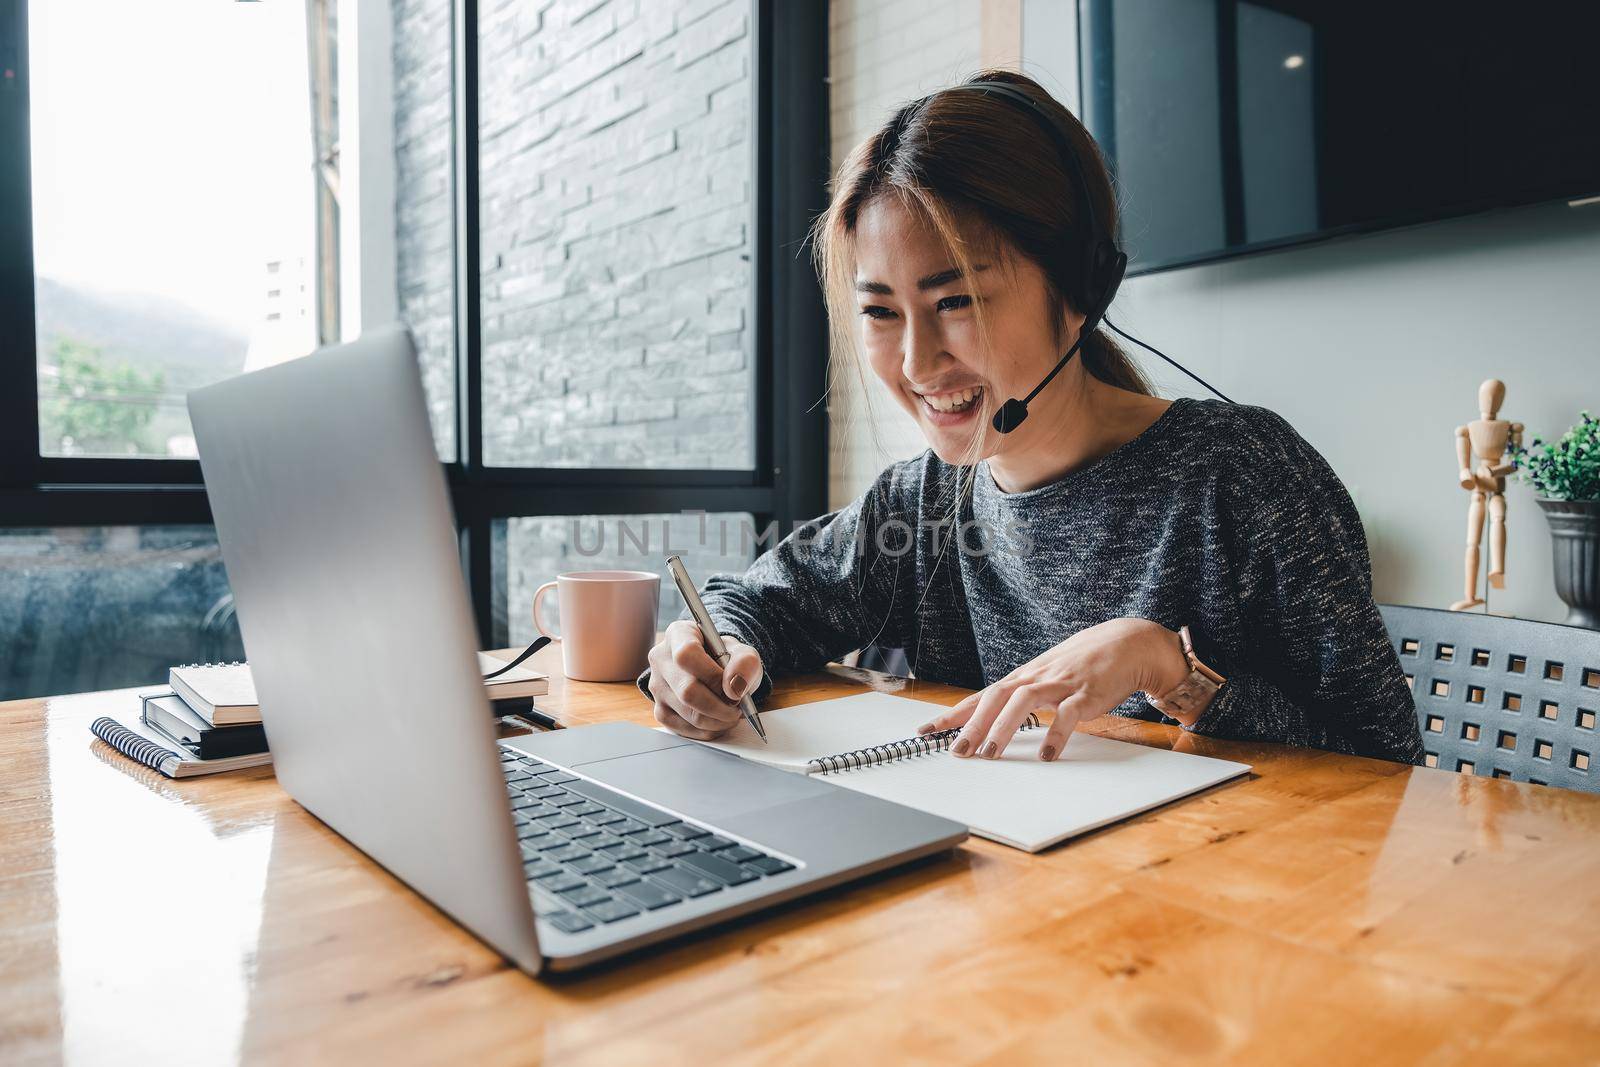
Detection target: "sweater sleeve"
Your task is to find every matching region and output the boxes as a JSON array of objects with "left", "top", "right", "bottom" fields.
[
  {"left": 1186, "top": 412, "right": 1424, "bottom": 765},
  {"left": 636, "top": 463, "right": 919, "bottom": 704}
]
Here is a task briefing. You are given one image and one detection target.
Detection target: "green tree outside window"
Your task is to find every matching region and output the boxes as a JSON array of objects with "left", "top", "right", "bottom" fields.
[{"left": 38, "top": 337, "right": 167, "bottom": 456}]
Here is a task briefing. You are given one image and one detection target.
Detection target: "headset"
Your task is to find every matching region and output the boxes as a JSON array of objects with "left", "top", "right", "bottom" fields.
[{"left": 904, "top": 79, "right": 1234, "bottom": 433}]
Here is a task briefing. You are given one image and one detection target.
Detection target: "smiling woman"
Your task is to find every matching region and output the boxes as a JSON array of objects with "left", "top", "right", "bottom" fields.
[
  {"left": 823, "top": 136, "right": 1152, "bottom": 485},
  {"left": 841, "top": 196, "right": 1163, "bottom": 490},
  {"left": 638, "top": 70, "right": 1423, "bottom": 769}
]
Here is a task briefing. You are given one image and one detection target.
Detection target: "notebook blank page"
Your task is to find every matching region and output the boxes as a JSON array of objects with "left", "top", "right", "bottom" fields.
[
  {"left": 827, "top": 730, "right": 1251, "bottom": 852},
  {"left": 691, "top": 692, "right": 946, "bottom": 772}
]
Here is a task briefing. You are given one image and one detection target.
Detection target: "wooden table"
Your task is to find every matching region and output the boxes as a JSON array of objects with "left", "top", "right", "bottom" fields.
[{"left": 5, "top": 646, "right": 1600, "bottom": 1066}]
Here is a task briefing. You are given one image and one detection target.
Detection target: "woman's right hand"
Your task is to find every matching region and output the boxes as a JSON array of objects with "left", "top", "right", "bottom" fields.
[{"left": 647, "top": 620, "right": 765, "bottom": 740}]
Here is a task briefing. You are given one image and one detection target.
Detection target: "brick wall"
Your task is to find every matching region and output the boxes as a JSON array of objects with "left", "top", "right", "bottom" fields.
[
  {"left": 390, "top": 0, "right": 757, "bottom": 634},
  {"left": 389, "top": 0, "right": 751, "bottom": 469},
  {"left": 390, "top": 0, "right": 457, "bottom": 460},
  {"left": 475, "top": 0, "right": 753, "bottom": 468}
]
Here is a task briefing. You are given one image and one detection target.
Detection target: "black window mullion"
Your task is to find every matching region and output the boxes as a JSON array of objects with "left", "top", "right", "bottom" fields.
[
  {"left": 0, "top": 0, "right": 40, "bottom": 491},
  {"left": 760, "top": 0, "right": 829, "bottom": 531},
  {"left": 36, "top": 457, "right": 202, "bottom": 485},
  {"left": 456, "top": 484, "right": 774, "bottom": 520},
  {"left": 451, "top": 467, "right": 762, "bottom": 488},
  {"left": 750, "top": 0, "right": 774, "bottom": 500},
  {"left": 0, "top": 485, "right": 212, "bottom": 527},
  {"left": 453, "top": 0, "right": 482, "bottom": 480},
  {"left": 452, "top": 0, "right": 492, "bottom": 641}
]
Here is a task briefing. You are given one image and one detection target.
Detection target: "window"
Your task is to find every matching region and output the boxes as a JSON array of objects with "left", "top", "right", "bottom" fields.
[
  {"left": 0, "top": 527, "right": 243, "bottom": 700},
  {"left": 1, "top": 0, "right": 828, "bottom": 696},
  {"left": 28, "top": 0, "right": 330, "bottom": 459},
  {"left": 476, "top": 1, "right": 755, "bottom": 469}
]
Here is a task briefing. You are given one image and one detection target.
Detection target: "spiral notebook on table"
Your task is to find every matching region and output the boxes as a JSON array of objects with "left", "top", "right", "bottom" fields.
[
  {"left": 689, "top": 692, "right": 1252, "bottom": 853},
  {"left": 90, "top": 708, "right": 273, "bottom": 779}
]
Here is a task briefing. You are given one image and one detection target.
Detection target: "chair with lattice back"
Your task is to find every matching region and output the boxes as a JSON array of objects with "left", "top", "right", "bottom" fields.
[{"left": 1378, "top": 604, "right": 1600, "bottom": 792}]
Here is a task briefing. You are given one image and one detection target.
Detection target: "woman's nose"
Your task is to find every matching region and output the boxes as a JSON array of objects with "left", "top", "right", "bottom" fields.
[{"left": 901, "top": 314, "right": 946, "bottom": 380}]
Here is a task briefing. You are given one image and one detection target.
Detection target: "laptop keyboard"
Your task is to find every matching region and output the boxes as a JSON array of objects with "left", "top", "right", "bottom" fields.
[{"left": 500, "top": 748, "right": 797, "bottom": 934}]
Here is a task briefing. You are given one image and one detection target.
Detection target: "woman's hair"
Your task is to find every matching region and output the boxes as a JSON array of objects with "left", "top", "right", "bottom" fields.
[{"left": 814, "top": 70, "right": 1153, "bottom": 476}]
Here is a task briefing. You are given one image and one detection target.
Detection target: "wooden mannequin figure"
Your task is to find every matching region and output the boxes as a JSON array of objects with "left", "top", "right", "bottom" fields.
[{"left": 1451, "top": 378, "right": 1523, "bottom": 611}]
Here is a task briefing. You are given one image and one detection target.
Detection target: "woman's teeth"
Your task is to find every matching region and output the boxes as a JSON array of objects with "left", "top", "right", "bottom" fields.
[{"left": 922, "top": 387, "right": 982, "bottom": 414}]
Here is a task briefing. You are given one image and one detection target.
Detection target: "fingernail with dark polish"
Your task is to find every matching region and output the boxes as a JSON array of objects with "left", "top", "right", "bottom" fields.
[
  {"left": 1040, "top": 744, "right": 1057, "bottom": 762},
  {"left": 979, "top": 741, "right": 998, "bottom": 759},
  {"left": 916, "top": 722, "right": 935, "bottom": 735},
  {"left": 728, "top": 676, "right": 746, "bottom": 699},
  {"left": 951, "top": 737, "right": 972, "bottom": 757}
]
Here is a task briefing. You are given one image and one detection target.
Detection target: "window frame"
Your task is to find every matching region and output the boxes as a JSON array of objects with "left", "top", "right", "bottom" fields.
[{"left": 0, "top": 0, "right": 829, "bottom": 648}]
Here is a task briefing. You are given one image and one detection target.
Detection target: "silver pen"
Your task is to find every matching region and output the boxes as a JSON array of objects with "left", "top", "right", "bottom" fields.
[{"left": 665, "top": 555, "right": 767, "bottom": 743}]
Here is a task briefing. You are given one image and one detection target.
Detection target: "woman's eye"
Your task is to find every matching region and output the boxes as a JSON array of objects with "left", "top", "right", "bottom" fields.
[
  {"left": 860, "top": 305, "right": 897, "bottom": 320},
  {"left": 936, "top": 295, "right": 973, "bottom": 313}
]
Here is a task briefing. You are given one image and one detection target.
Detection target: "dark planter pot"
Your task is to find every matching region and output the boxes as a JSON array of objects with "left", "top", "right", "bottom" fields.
[{"left": 1537, "top": 498, "right": 1600, "bottom": 629}]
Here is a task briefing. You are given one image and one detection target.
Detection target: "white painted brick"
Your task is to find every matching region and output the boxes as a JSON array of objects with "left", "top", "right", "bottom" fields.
[
  {"left": 825, "top": 0, "right": 987, "bottom": 506},
  {"left": 394, "top": 0, "right": 755, "bottom": 471}
]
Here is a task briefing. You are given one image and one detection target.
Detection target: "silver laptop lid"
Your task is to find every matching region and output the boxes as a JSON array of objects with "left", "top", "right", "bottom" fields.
[{"left": 188, "top": 326, "right": 541, "bottom": 974}]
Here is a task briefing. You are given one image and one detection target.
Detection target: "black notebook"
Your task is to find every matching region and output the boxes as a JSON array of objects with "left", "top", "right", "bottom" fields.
[
  {"left": 90, "top": 700, "right": 273, "bottom": 779},
  {"left": 141, "top": 691, "right": 269, "bottom": 760}
]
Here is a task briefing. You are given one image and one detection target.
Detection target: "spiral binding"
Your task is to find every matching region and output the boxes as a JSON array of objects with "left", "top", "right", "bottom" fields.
[
  {"left": 89, "top": 716, "right": 180, "bottom": 774},
  {"left": 174, "top": 661, "right": 246, "bottom": 669},
  {"left": 805, "top": 713, "right": 1042, "bottom": 775}
]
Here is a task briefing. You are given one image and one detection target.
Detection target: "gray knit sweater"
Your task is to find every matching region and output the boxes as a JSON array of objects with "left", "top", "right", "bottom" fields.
[{"left": 688, "top": 398, "right": 1423, "bottom": 765}]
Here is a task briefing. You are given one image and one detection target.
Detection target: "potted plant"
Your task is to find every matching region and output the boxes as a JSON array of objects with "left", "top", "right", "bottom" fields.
[{"left": 1513, "top": 412, "right": 1600, "bottom": 628}]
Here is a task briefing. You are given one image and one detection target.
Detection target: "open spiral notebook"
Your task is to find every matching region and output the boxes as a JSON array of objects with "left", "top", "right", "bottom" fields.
[{"left": 687, "top": 692, "right": 1252, "bottom": 852}]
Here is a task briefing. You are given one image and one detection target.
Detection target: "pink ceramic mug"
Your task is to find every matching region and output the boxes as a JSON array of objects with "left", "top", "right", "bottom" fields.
[{"left": 532, "top": 570, "right": 661, "bottom": 682}]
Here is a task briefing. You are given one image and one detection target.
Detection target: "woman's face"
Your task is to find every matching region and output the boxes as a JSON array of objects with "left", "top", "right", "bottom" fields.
[{"left": 853, "top": 196, "right": 1066, "bottom": 464}]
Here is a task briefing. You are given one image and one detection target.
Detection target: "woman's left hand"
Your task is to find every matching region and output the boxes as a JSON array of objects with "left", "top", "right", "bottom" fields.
[{"left": 915, "top": 617, "right": 1191, "bottom": 763}]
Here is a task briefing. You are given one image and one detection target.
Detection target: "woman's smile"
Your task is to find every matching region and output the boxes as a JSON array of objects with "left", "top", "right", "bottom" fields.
[{"left": 911, "top": 382, "right": 985, "bottom": 425}]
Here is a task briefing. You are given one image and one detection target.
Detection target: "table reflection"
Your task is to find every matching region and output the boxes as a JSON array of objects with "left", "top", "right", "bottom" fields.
[{"left": 47, "top": 692, "right": 273, "bottom": 1067}]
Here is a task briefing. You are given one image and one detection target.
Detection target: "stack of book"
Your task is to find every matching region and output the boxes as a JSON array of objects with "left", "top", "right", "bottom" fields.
[
  {"left": 91, "top": 653, "right": 550, "bottom": 779},
  {"left": 470, "top": 650, "right": 552, "bottom": 718},
  {"left": 153, "top": 662, "right": 269, "bottom": 760}
]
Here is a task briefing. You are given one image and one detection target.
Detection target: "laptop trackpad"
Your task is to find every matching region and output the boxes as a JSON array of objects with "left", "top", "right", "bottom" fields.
[{"left": 587, "top": 744, "right": 833, "bottom": 822}]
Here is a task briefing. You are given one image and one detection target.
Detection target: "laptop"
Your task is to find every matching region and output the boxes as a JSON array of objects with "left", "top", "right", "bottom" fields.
[{"left": 187, "top": 326, "right": 967, "bottom": 974}]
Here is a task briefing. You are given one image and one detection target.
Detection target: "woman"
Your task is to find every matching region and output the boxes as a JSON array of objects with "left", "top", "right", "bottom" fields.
[{"left": 643, "top": 70, "right": 1423, "bottom": 766}]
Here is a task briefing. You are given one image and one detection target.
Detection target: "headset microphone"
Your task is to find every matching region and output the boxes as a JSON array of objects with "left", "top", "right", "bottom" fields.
[{"left": 991, "top": 239, "right": 1126, "bottom": 433}]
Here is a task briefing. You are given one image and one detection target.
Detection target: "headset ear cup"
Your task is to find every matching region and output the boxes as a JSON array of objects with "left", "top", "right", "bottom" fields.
[
  {"left": 1080, "top": 242, "right": 1102, "bottom": 316},
  {"left": 1100, "top": 252, "right": 1126, "bottom": 307},
  {"left": 1101, "top": 248, "right": 1127, "bottom": 313},
  {"left": 1081, "top": 241, "right": 1125, "bottom": 325}
]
